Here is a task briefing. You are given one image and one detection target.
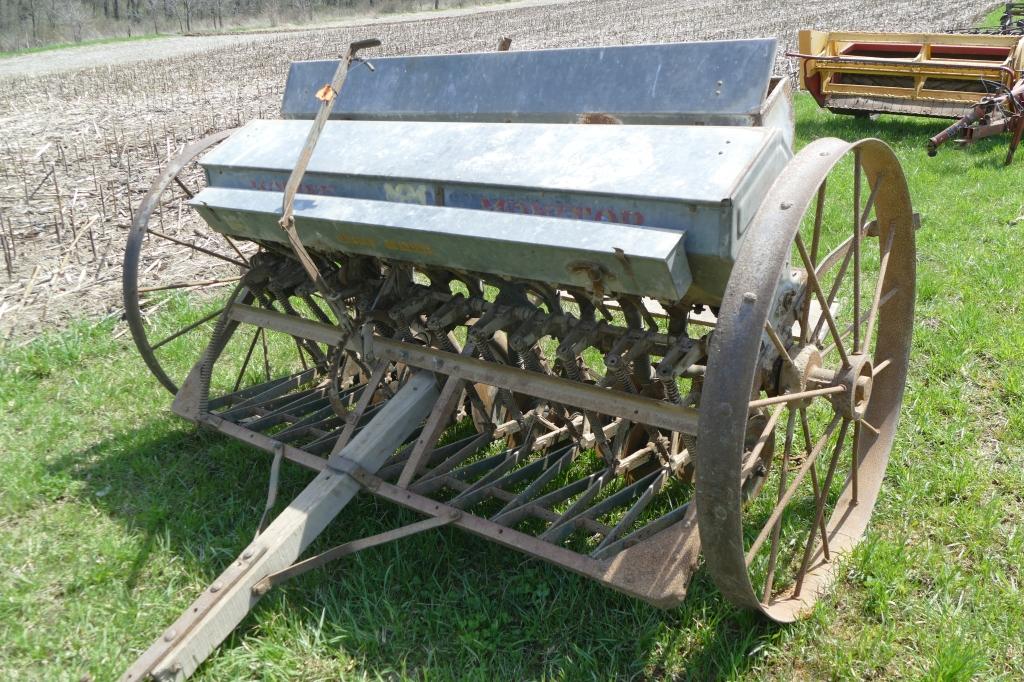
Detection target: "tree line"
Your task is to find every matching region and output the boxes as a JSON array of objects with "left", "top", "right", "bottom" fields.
[{"left": 0, "top": 0, "right": 449, "bottom": 51}]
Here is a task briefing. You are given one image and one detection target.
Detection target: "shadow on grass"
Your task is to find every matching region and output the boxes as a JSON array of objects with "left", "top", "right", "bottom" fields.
[
  {"left": 52, "top": 418, "right": 781, "bottom": 680},
  {"left": 797, "top": 109, "right": 1014, "bottom": 170}
]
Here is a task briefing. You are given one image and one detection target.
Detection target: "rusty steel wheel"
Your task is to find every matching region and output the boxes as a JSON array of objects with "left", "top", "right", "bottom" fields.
[
  {"left": 696, "top": 138, "right": 915, "bottom": 622},
  {"left": 123, "top": 129, "right": 255, "bottom": 394}
]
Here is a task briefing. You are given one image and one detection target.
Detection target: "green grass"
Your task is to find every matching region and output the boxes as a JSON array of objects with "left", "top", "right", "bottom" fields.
[
  {"left": 979, "top": 2, "right": 1011, "bottom": 27},
  {"left": 0, "top": 33, "right": 165, "bottom": 59},
  {"left": 2, "top": 94, "right": 1024, "bottom": 680}
]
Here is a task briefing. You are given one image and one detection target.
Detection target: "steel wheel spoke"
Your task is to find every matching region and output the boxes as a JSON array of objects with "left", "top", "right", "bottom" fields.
[
  {"left": 853, "top": 152, "right": 862, "bottom": 353},
  {"left": 233, "top": 328, "right": 262, "bottom": 393},
  {"left": 765, "top": 321, "right": 798, "bottom": 375},
  {"left": 222, "top": 233, "right": 251, "bottom": 266},
  {"left": 745, "top": 413, "right": 841, "bottom": 565},
  {"left": 748, "top": 385, "right": 845, "bottom": 410},
  {"left": 149, "top": 306, "right": 225, "bottom": 351},
  {"left": 796, "top": 234, "right": 850, "bottom": 367},
  {"left": 174, "top": 175, "right": 195, "bottom": 199},
  {"left": 807, "top": 459, "right": 832, "bottom": 561},
  {"left": 863, "top": 225, "right": 896, "bottom": 354},
  {"left": 812, "top": 168, "right": 884, "bottom": 350},
  {"left": 793, "top": 418, "right": 850, "bottom": 597},
  {"left": 802, "top": 407, "right": 835, "bottom": 556},
  {"left": 811, "top": 174, "right": 881, "bottom": 284},
  {"left": 859, "top": 419, "right": 880, "bottom": 437},
  {"left": 851, "top": 421, "right": 861, "bottom": 505},
  {"left": 762, "top": 407, "right": 797, "bottom": 602},
  {"left": 147, "top": 228, "right": 248, "bottom": 268},
  {"left": 802, "top": 181, "right": 828, "bottom": 343},
  {"left": 811, "top": 244, "right": 852, "bottom": 345},
  {"left": 138, "top": 276, "right": 242, "bottom": 293},
  {"left": 821, "top": 287, "right": 899, "bottom": 358},
  {"left": 294, "top": 337, "right": 310, "bottom": 371},
  {"left": 747, "top": 405, "right": 783, "bottom": 467},
  {"left": 260, "top": 326, "right": 272, "bottom": 381},
  {"left": 814, "top": 231, "right": 855, "bottom": 282}
]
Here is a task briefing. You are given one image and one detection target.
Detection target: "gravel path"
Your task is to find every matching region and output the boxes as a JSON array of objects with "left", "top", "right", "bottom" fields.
[{"left": 0, "top": 35, "right": 262, "bottom": 80}]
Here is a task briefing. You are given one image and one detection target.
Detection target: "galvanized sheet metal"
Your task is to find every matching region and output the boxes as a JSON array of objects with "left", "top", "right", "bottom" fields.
[
  {"left": 198, "top": 119, "right": 790, "bottom": 301},
  {"left": 201, "top": 119, "right": 785, "bottom": 229},
  {"left": 190, "top": 188, "right": 692, "bottom": 300},
  {"left": 280, "top": 39, "right": 777, "bottom": 124}
]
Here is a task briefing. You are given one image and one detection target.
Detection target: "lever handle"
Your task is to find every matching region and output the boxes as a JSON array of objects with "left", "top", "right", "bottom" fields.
[{"left": 349, "top": 38, "right": 382, "bottom": 56}]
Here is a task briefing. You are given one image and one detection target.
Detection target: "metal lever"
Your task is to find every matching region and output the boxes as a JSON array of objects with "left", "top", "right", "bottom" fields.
[
  {"left": 254, "top": 443, "right": 285, "bottom": 538},
  {"left": 350, "top": 38, "right": 381, "bottom": 71},
  {"left": 349, "top": 37, "right": 382, "bottom": 53},
  {"left": 277, "top": 38, "right": 381, "bottom": 328}
]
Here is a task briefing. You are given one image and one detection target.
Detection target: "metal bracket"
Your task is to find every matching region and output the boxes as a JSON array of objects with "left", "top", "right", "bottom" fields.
[
  {"left": 255, "top": 442, "right": 285, "bottom": 538},
  {"left": 251, "top": 511, "right": 459, "bottom": 596}
]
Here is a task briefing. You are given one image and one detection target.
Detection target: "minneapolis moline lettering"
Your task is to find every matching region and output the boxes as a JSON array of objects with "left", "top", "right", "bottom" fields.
[
  {"left": 383, "top": 239, "right": 433, "bottom": 255},
  {"left": 337, "top": 233, "right": 377, "bottom": 248}
]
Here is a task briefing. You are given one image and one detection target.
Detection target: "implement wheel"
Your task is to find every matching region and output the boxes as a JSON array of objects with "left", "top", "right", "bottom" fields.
[
  {"left": 123, "top": 129, "right": 254, "bottom": 394},
  {"left": 696, "top": 138, "right": 915, "bottom": 621}
]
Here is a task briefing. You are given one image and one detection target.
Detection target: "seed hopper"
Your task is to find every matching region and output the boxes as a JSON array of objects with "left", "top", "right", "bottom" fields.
[{"left": 121, "top": 38, "right": 916, "bottom": 680}]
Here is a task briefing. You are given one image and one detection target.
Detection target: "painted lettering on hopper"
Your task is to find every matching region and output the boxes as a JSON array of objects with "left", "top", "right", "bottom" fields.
[{"left": 479, "top": 197, "right": 645, "bottom": 225}]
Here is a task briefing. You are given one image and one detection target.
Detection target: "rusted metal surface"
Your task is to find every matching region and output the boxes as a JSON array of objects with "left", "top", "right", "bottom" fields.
[
  {"left": 120, "top": 37, "right": 918, "bottom": 679},
  {"left": 927, "top": 77, "right": 1024, "bottom": 164},
  {"left": 697, "top": 137, "right": 915, "bottom": 621},
  {"left": 122, "top": 128, "right": 237, "bottom": 394}
]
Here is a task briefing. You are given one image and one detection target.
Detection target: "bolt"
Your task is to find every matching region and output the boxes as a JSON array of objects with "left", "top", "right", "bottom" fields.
[
  {"left": 743, "top": 291, "right": 757, "bottom": 303},
  {"left": 780, "top": 201, "right": 793, "bottom": 210},
  {"left": 210, "top": 581, "right": 223, "bottom": 593},
  {"left": 163, "top": 628, "right": 177, "bottom": 642},
  {"left": 242, "top": 547, "right": 255, "bottom": 560}
]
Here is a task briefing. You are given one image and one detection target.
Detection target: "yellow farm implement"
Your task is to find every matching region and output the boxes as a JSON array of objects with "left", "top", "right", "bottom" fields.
[{"left": 795, "top": 29, "right": 1024, "bottom": 118}]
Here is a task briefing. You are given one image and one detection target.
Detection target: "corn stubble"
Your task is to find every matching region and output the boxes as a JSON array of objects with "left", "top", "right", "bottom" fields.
[{"left": 0, "top": 0, "right": 985, "bottom": 341}]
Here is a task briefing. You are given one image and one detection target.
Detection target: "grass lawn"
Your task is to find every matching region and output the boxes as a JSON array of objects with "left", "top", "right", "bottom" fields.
[
  {"left": 980, "top": 3, "right": 1013, "bottom": 27},
  {"left": 1, "top": 94, "right": 1023, "bottom": 681}
]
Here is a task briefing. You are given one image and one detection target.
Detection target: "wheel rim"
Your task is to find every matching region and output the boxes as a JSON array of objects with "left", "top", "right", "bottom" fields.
[
  {"left": 122, "top": 128, "right": 252, "bottom": 394},
  {"left": 696, "top": 137, "right": 916, "bottom": 622}
]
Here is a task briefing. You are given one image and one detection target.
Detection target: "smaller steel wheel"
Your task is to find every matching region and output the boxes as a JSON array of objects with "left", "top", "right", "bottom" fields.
[
  {"left": 697, "top": 138, "right": 916, "bottom": 622},
  {"left": 123, "top": 129, "right": 258, "bottom": 394}
]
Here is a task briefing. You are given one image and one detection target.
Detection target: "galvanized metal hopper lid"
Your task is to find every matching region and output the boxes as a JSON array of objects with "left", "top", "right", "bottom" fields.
[{"left": 281, "top": 39, "right": 778, "bottom": 124}]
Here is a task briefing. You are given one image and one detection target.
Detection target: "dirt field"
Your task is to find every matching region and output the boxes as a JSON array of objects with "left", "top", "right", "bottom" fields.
[
  {"left": 0, "top": 0, "right": 571, "bottom": 79},
  {"left": 0, "top": 0, "right": 989, "bottom": 341}
]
